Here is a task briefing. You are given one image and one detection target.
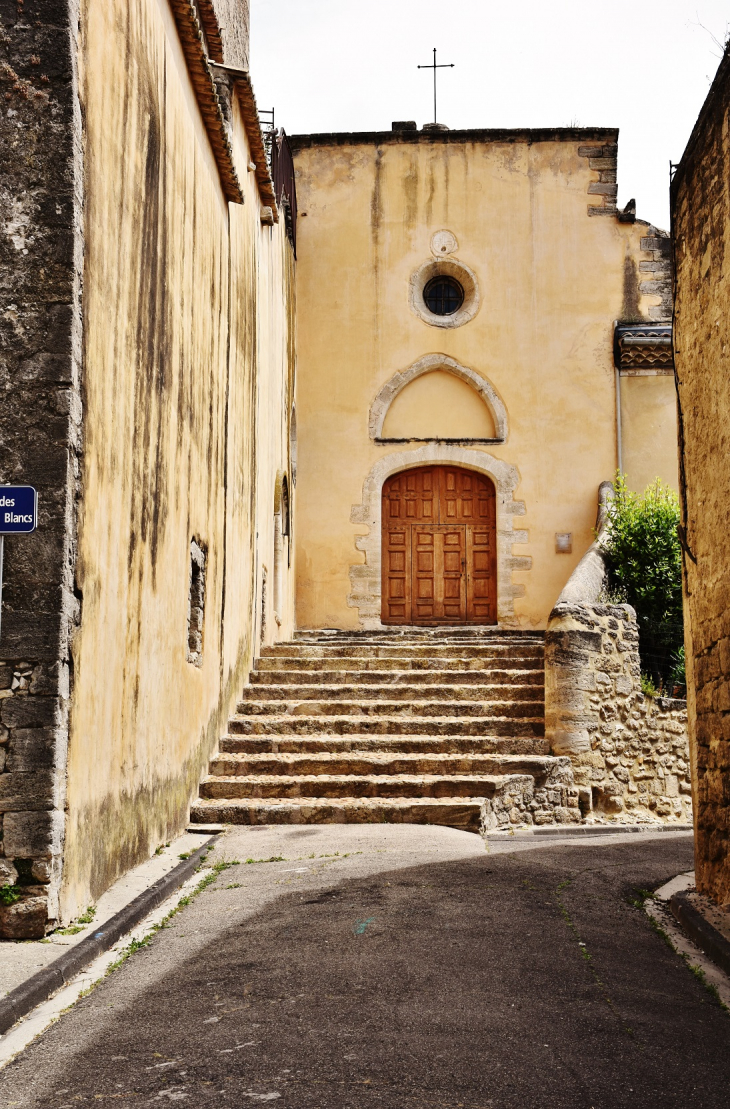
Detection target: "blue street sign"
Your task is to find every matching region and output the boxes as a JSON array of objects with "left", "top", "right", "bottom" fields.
[{"left": 0, "top": 486, "right": 37, "bottom": 534}]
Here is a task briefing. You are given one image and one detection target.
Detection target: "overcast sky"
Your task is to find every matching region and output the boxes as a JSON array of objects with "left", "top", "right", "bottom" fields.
[{"left": 250, "top": 0, "right": 729, "bottom": 230}]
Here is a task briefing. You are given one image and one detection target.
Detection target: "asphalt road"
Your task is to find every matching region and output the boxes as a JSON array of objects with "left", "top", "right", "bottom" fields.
[{"left": 0, "top": 825, "right": 724, "bottom": 1109}]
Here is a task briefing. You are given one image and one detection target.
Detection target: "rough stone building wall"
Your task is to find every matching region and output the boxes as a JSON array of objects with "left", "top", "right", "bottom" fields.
[
  {"left": 546, "top": 603, "right": 691, "bottom": 823},
  {"left": 0, "top": 0, "right": 82, "bottom": 938},
  {"left": 672, "top": 46, "right": 730, "bottom": 905}
]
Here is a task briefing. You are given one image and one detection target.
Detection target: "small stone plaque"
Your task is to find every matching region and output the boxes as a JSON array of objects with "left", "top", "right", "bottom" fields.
[{"left": 555, "top": 532, "right": 572, "bottom": 554}]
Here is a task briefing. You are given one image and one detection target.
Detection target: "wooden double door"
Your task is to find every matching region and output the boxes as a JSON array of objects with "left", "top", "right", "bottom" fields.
[{"left": 381, "top": 465, "right": 497, "bottom": 626}]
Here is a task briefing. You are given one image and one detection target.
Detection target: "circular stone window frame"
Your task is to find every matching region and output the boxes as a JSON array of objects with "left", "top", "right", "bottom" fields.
[{"left": 409, "top": 258, "right": 480, "bottom": 329}]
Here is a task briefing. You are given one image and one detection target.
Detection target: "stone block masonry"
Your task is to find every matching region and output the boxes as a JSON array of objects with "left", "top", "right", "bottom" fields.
[
  {"left": 545, "top": 603, "right": 691, "bottom": 823},
  {"left": 0, "top": 0, "right": 83, "bottom": 936},
  {"left": 578, "top": 143, "right": 618, "bottom": 216},
  {"left": 639, "top": 230, "right": 673, "bottom": 321},
  {"left": 0, "top": 660, "right": 67, "bottom": 938},
  {"left": 671, "top": 44, "right": 730, "bottom": 906}
]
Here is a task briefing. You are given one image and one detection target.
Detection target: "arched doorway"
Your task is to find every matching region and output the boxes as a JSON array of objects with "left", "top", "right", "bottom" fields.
[{"left": 381, "top": 465, "right": 497, "bottom": 626}]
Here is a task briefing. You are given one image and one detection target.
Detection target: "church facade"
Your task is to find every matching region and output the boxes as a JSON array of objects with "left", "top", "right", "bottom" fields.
[{"left": 290, "top": 125, "right": 676, "bottom": 632}]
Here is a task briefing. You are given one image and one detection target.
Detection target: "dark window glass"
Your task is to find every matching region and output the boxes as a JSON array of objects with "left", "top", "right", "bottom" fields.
[{"left": 423, "top": 276, "right": 464, "bottom": 316}]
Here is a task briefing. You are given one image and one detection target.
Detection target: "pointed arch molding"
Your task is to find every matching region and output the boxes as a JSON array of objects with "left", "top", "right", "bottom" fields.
[
  {"left": 368, "top": 355, "right": 508, "bottom": 442},
  {"left": 348, "top": 445, "right": 530, "bottom": 629}
]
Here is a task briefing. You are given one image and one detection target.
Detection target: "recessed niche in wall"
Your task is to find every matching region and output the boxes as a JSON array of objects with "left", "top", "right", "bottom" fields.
[
  {"left": 187, "top": 539, "right": 206, "bottom": 667},
  {"left": 381, "top": 370, "right": 497, "bottom": 441},
  {"left": 369, "top": 354, "right": 508, "bottom": 444}
]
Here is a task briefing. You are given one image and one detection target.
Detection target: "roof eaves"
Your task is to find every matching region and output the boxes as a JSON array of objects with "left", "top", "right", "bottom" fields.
[{"left": 168, "top": 0, "right": 243, "bottom": 205}]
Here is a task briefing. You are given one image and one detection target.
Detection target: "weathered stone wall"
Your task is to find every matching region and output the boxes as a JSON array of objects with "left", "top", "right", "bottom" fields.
[
  {"left": 546, "top": 603, "right": 691, "bottom": 823},
  {"left": 0, "top": 0, "right": 82, "bottom": 938},
  {"left": 672, "top": 46, "right": 730, "bottom": 905},
  {"left": 0, "top": 0, "right": 295, "bottom": 938},
  {"left": 56, "top": 0, "right": 295, "bottom": 925}
]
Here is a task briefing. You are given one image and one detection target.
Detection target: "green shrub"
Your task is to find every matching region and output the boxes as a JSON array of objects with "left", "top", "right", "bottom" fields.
[
  {"left": 0, "top": 884, "right": 21, "bottom": 906},
  {"left": 601, "top": 475, "right": 684, "bottom": 690}
]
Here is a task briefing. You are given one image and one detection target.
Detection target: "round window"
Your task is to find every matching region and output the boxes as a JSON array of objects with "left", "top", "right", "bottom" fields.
[{"left": 423, "top": 276, "right": 465, "bottom": 316}]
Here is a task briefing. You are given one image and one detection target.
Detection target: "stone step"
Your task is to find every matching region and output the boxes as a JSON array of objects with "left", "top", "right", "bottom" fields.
[
  {"left": 249, "top": 667, "right": 545, "bottom": 686},
  {"left": 227, "top": 716, "right": 545, "bottom": 737},
  {"left": 238, "top": 683, "right": 543, "bottom": 702},
  {"left": 199, "top": 771, "right": 529, "bottom": 800},
  {"left": 193, "top": 628, "right": 569, "bottom": 834},
  {"left": 290, "top": 637, "right": 542, "bottom": 648},
  {"left": 294, "top": 628, "right": 544, "bottom": 639},
  {"left": 234, "top": 699, "right": 544, "bottom": 719},
  {"left": 209, "top": 751, "right": 563, "bottom": 779},
  {"left": 253, "top": 656, "right": 544, "bottom": 673},
  {"left": 260, "top": 644, "right": 544, "bottom": 660},
  {"left": 191, "top": 769, "right": 580, "bottom": 832},
  {"left": 219, "top": 734, "right": 550, "bottom": 755},
  {"left": 190, "top": 795, "right": 489, "bottom": 832}
]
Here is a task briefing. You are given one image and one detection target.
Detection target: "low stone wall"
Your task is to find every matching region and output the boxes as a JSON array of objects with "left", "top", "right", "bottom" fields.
[
  {"left": 545, "top": 602, "right": 691, "bottom": 824},
  {"left": 480, "top": 759, "right": 582, "bottom": 832}
]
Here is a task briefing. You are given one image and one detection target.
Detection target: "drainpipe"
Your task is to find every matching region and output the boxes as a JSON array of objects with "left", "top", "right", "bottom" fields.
[
  {"left": 613, "top": 322, "right": 623, "bottom": 475},
  {"left": 615, "top": 366, "right": 623, "bottom": 474}
]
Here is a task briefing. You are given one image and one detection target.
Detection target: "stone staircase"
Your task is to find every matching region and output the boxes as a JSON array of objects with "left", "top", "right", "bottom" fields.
[{"left": 190, "top": 629, "right": 581, "bottom": 834}]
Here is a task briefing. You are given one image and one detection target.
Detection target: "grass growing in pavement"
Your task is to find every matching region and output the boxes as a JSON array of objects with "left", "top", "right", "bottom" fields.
[
  {"left": 55, "top": 904, "right": 97, "bottom": 937},
  {"left": 554, "top": 876, "right": 635, "bottom": 1037},
  {"left": 629, "top": 885, "right": 730, "bottom": 1014},
  {"left": 64, "top": 858, "right": 243, "bottom": 1005},
  {"left": 684, "top": 960, "right": 728, "bottom": 1010},
  {"left": 44, "top": 848, "right": 365, "bottom": 1021}
]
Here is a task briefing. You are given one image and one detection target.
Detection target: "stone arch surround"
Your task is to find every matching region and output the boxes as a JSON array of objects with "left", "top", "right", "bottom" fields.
[
  {"left": 368, "top": 354, "right": 508, "bottom": 442},
  {"left": 348, "top": 445, "right": 530, "bottom": 629}
]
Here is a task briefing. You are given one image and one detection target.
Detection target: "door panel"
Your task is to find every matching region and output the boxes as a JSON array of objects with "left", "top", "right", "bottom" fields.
[
  {"left": 467, "top": 526, "right": 496, "bottom": 622},
  {"left": 411, "top": 526, "right": 466, "bottom": 623},
  {"left": 383, "top": 524, "right": 410, "bottom": 623},
  {"left": 382, "top": 465, "right": 497, "bottom": 625},
  {"left": 441, "top": 528, "right": 466, "bottom": 622}
]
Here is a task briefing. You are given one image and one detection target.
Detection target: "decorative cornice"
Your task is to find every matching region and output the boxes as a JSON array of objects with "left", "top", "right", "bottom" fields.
[
  {"left": 288, "top": 127, "right": 619, "bottom": 151},
  {"left": 168, "top": 0, "right": 243, "bottom": 204},
  {"left": 614, "top": 324, "right": 674, "bottom": 373}
]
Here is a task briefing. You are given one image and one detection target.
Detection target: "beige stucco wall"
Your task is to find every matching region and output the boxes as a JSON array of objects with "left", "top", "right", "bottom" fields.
[
  {"left": 292, "top": 134, "right": 672, "bottom": 631},
  {"left": 61, "top": 0, "right": 294, "bottom": 918},
  {"left": 621, "top": 374, "right": 679, "bottom": 493}
]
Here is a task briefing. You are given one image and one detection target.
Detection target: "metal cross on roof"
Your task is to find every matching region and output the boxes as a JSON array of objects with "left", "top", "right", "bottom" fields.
[{"left": 417, "top": 48, "right": 455, "bottom": 125}]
